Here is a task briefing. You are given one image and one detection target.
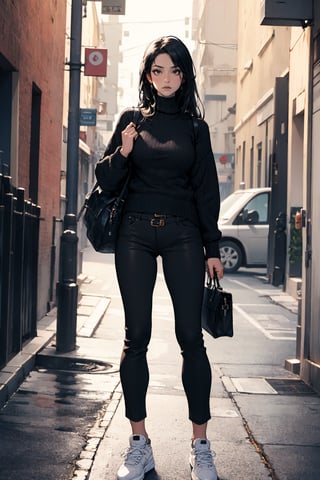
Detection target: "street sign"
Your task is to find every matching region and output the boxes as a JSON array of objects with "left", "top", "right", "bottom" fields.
[
  {"left": 80, "top": 109, "right": 97, "bottom": 126},
  {"left": 101, "top": 0, "right": 126, "bottom": 15},
  {"left": 84, "top": 48, "right": 107, "bottom": 77}
]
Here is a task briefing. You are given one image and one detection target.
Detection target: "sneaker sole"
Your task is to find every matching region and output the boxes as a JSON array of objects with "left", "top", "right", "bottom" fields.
[
  {"left": 133, "top": 458, "right": 155, "bottom": 480},
  {"left": 190, "top": 464, "right": 219, "bottom": 480},
  {"left": 117, "top": 462, "right": 155, "bottom": 480},
  {"left": 144, "top": 458, "right": 155, "bottom": 474},
  {"left": 191, "top": 474, "right": 219, "bottom": 480},
  {"left": 136, "top": 460, "right": 155, "bottom": 480}
]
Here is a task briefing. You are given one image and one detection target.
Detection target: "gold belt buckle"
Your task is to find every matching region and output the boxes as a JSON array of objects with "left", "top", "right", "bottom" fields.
[{"left": 150, "top": 214, "right": 166, "bottom": 227}]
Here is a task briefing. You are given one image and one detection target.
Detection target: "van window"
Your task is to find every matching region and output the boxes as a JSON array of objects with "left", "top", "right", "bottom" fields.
[{"left": 242, "top": 192, "right": 269, "bottom": 224}]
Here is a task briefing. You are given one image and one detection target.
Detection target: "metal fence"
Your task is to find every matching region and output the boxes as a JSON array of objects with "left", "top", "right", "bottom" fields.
[{"left": 0, "top": 174, "right": 40, "bottom": 369}]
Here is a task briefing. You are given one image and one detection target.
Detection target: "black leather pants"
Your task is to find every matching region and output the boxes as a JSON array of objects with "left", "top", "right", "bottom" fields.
[{"left": 115, "top": 212, "right": 212, "bottom": 425}]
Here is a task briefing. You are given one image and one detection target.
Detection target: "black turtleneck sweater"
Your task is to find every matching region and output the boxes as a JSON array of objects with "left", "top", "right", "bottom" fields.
[{"left": 95, "top": 96, "right": 221, "bottom": 258}]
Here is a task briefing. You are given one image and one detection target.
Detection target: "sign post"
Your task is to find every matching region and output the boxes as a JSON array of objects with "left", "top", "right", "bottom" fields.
[{"left": 56, "top": 0, "right": 83, "bottom": 353}]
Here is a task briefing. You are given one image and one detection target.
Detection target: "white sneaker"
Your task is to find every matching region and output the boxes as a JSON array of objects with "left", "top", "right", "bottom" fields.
[
  {"left": 189, "top": 439, "right": 218, "bottom": 480},
  {"left": 117, "top": 434, "right": 155, "bottom": 480}
]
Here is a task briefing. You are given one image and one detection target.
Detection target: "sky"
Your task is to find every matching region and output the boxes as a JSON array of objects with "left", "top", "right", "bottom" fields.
[
  {"left": 120, "top": 0, "right": 194, "bottom": 49},
  {"left": 115, "top": 0, "right": 194, "bottom": 107}
]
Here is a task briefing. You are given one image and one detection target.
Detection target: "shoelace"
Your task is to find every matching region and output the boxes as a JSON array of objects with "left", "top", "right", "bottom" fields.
[
  {"left": 122, "top": 445, "right": 145, "bottom": 465},
  {"left": 194, "top": 448, "right": 216, "bottom": 468}
]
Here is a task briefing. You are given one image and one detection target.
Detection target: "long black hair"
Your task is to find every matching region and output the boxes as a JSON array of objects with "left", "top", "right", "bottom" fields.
[{"left": 138, "top": 36, "right": 204, "bottom": 119}]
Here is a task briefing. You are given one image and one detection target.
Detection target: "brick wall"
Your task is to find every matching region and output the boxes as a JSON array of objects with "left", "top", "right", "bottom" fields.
[{"left": 0, "top": 0, "right": 67, "bottom": 318}]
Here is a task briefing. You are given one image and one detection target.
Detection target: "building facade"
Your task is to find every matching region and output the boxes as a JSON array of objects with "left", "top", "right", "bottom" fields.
[
  {"left": 235, "top": 2, "right": 293, "bottom": 288},
  {"left": 300, "top": 2, "right": 320, "bottom": 392},
  {"left": 192, "top": 0, "right": 238, "bottom": 200},
  {"left": 0, "top": 0, "right": 66, "bottom": 319},
  {"left": 235, "top": 0, "right": 320, "bottom": 393}
]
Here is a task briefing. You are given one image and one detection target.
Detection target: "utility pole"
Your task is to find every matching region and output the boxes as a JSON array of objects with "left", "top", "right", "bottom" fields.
[{"left": 56, "top": 0, "right": 83, "bottom": 352}]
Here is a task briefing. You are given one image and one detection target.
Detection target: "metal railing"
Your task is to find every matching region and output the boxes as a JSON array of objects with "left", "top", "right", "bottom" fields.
[{"left": 0, "top": 174, "right": 41, "bottom": 369}]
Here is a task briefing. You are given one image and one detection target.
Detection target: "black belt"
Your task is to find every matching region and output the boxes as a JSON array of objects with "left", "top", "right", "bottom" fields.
[{"left": 128, "top": 213, "right": 181, "bottom": 227}]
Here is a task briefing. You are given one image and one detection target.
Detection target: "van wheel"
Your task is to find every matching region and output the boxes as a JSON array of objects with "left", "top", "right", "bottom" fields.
[{"left": 220, "top": 240, "right": 242, "bottom": 273}]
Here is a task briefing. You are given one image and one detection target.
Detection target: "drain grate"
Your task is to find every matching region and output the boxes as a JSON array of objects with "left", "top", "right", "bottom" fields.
[
  {"left": 266, "top": 378, "right": 317, "bottom": 395},
  {"left": 36, "top": 355, "right": 113, "bottom": 373}
]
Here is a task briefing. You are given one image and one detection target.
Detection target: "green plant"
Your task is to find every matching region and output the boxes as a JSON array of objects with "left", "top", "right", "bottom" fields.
[{"left": 289, "top": 224, "right": 302, "bottom": 265}]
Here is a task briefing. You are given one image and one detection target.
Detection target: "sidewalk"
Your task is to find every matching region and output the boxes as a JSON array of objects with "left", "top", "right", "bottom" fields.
[
  {"left": 0, "top": 249, "right": 123, "bottom": 480},
  {"left": 1, "top": 248, "right": 320, "bottom": 480}
]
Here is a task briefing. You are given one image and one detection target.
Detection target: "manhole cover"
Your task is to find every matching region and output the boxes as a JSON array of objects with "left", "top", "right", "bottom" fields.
[
  {"left": 36, "top": 355, "right": 113, "bottom": 373},
  {"left": 266, "top": 378, "right": 317, "bottom": 395}
]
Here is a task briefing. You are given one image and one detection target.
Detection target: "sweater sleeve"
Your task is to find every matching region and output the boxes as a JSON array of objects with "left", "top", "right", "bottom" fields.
[
  {"left": 95, "top": 109, "right": 133, "bottom": 193},
  {"left": 190, "top": 119, "right": 221, "bottom": 259}
]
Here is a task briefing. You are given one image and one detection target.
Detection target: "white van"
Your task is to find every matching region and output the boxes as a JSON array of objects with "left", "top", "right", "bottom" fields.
[{"left": 218, "top": 187, "right": 271, "bottom": 273}]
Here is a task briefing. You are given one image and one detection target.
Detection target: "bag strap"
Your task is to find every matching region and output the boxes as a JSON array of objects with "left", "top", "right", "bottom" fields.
[
  {"left": 77, "top": 187, "right": 95, "bottom": 221},
  {"left": 205, "top": 271, "right": 221, "bottom": 290},
  {"left": 132, "top": 107, "right": 140, "bottom": 125},
  {"left": 214, "top": 271, "right": 221, "bottom": 288},
  {"left": 191, "top": 116, "right": 199, "bottom": 144}
]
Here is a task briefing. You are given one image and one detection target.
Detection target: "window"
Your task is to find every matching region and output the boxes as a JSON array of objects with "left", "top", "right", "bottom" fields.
[
  {"left": 0, "top": 54, "right": 13, "bottom": 175},
  {"left": 241, "top": 192, "right": 269, "bottom": 224},
  {"left": 242, "top": 141, "right": 246, "bottom": 184},
  {"left": 257, "top": 143, "right": 262, "bottom": 187},
  {"left": 29, "top": 83, "right": 41, "bottom": 203},
  {"left": 250, "top": 136, "right": 254, "bottom": 187}
]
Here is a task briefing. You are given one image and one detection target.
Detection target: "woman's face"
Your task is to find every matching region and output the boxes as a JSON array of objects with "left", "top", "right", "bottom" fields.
[{"left": 146, "top": 53, "right": 183, "bottom": 97}]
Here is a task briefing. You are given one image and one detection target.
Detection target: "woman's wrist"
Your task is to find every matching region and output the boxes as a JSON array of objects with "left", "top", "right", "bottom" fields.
[{"left": 120, "top": 147, "right": 129, "bottom": 158}]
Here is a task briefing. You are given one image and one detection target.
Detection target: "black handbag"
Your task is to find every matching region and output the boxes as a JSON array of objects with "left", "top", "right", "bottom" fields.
[
  {"left": 201, "top": 272, "right": 233, "bottom": 338},
  {"left": 78, "top": 172, "right": 130, "bottom": 253}
]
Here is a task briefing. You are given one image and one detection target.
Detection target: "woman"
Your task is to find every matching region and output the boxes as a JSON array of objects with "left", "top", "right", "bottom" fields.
[{"left": 95, "top": 35, "right": 224, "bottom": 480}]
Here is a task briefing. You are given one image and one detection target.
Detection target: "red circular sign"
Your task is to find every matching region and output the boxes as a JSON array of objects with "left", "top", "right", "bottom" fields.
[{"left": 219, "top": 155, "right": 228, "bottom": 164}]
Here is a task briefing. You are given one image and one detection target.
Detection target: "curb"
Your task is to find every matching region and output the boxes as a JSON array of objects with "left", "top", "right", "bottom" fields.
[{"left": 71, "top": 383, "right": 122, "bottom": 480}]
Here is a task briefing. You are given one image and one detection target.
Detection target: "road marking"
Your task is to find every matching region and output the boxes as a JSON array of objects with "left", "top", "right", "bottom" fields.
[
  {"left": 234, "top": 304, "right": 296, "bottom": 340},
  {"left": 229, "top": 279, "right": 295, "bottom": 299},
  {"left": 228, "top": 278, "right": 268, "bottom": 292},
  {"left": 228, "top": 279, "right": 298, "bottom": 312}
]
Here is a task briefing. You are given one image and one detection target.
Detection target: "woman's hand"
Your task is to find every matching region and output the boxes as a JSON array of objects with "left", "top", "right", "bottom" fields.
[
  {"left": 120, "top": 122, "right": 139, "bottom": 157},
  {"left": 206, "top": 257, "right": 224, "bottom": 280}
]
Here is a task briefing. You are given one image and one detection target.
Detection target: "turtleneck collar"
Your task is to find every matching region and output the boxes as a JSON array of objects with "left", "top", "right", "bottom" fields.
[{"left": 156, "top": 95, "right": 180, "bottom": 114}]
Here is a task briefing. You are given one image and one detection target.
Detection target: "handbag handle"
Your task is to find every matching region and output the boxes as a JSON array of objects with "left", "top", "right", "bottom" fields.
[{"left": 205, "top": 271, "right": 221, "bottom": 290}]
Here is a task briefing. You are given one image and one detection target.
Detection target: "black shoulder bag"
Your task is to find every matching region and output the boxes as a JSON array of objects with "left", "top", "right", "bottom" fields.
[{"left": 78, "top": 108, "right": 140, "bottom": 253}]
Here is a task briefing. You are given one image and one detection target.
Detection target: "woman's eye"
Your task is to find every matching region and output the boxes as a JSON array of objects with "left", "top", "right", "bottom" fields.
[
  {"left": 173, "top": 68, "right": 181, "bottom": 75},
  {"left": 151, "top": 68, "right": 161, "bottom": 76}
]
